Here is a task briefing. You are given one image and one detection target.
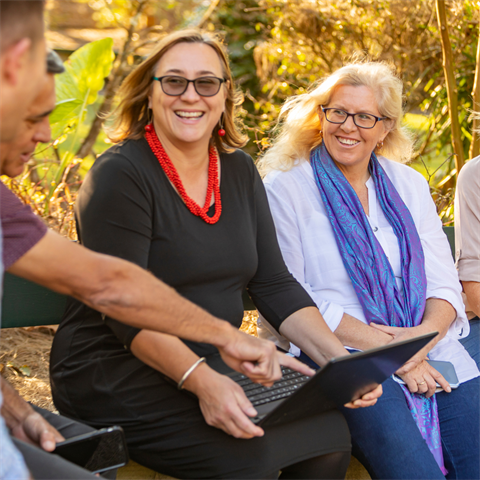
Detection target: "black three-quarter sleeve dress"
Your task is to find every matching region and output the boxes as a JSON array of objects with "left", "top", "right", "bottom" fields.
[{"left": 50, "top": 138, "right": 350, "bottom": 479}]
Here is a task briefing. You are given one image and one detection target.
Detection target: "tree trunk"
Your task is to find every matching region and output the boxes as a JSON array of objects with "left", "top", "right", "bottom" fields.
[
  {"left": 469, "top": 7, "right": 480, "bottom": 160},
  {"left": 435, "top": 0, "right": 465, "bottom": 173}
]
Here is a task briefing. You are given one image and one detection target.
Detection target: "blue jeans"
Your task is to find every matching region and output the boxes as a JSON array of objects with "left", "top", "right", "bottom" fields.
[
  {"left": 460, "top": 317, "right": 480, "bottom": 369},
  {"left": 298, "top": 348, "right": 480, "bottom": 479},
  {"left": 340, "top": 376, "right": 480, "bottom": 480}
]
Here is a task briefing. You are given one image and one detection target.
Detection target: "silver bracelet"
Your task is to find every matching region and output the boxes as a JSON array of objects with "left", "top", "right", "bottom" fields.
[{"left": 178, "top": 357, "right": 206, "bottom": 390}]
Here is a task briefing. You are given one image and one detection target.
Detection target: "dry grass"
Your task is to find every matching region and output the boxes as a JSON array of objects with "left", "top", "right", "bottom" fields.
[
  {"left": 0, "top": 326, "right": 57, "bottom": 411},
  {"left": 0, "top": 313, "right": 259, "bottom": 410}
]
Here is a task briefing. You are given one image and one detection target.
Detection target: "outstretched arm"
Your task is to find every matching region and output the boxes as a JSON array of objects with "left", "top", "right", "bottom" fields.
[
  {"left": 9, "top": 230, "right": 235, "bottom": 346},
  {"left": 9, "top": 230, "right": 311, "bottom": 384}
]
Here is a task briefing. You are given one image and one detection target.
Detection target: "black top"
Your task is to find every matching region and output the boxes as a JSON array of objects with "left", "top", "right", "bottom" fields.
[
  {"left": 56, "top": 138, "right": 314, "bottom": 358},
  {"left": 49, "top": 139, "right": 349, "bottom": 479}
]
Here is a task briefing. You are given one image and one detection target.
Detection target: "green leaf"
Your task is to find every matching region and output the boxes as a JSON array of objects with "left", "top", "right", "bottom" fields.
[
  {"left": 51, "top": 38, "right": 115, "bottom": 133},
  {"left": 49, "top": 99, "right": 83, "bottom": 138},
  {"left": 19, "top": 365, "right": 31, "bottom": 377},
  {"left": 44, "top": 38, "right": 114, "bottom": 214}
]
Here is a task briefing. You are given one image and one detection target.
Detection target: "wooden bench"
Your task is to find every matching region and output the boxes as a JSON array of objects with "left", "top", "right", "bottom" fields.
[{"left": 1, "top": 226, "right": 456, "bottom": 478}]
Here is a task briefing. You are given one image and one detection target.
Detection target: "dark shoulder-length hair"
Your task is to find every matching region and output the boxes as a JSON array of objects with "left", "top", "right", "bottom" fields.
[{"left": 106, "top": 28, "right": 247, "bottom": 153}]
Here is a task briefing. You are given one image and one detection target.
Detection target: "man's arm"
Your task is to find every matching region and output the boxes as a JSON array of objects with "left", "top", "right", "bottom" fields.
[
  {"left": 9, "top": 230, "right": 311, "bottom": 383},
  {"left": 0, "top": 376, "right": 64, "bottom": 450}
]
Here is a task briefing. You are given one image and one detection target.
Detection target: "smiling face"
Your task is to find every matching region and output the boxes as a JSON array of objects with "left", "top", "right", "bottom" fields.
[
  {"left": 1, "top": 73, "right": 55, "bottom": 177},
  {"left": 321, "top": 84, "right": 390, "bottom": 176},
  {"left": 148, "top": 42, "right": 227, "bottom": 151}
]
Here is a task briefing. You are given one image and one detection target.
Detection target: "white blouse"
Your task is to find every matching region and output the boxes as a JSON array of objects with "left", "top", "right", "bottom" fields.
[{"left": 259, "top": 156, "right": 479, "bottom": 384}]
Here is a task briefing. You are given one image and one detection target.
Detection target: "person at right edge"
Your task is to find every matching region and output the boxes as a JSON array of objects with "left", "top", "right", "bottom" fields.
[{"left": 455, "top": 154, "right": 480, "bottom": 369}]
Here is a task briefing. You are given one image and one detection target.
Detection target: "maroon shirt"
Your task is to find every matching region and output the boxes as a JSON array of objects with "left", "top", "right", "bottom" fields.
[{"left": 0, "top": 181, "right": 47, "bottom": 269}]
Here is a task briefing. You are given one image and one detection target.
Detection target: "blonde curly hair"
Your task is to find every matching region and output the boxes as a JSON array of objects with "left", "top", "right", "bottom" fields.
[{"left": 257, "top": 61, "right": 414, "bottom": 177}]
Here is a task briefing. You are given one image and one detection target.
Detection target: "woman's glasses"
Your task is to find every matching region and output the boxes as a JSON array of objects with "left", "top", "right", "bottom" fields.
[
  {"left": 321, "top": 106, "right": 388, "bottom": 129},
  {"left": 153, "top": 75, "right": 226, "bottom": 97}
]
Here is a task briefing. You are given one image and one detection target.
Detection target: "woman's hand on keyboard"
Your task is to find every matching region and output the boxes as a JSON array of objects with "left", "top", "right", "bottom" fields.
[{"left": 184, "top": 364, "right": 265, "bottom": 439}]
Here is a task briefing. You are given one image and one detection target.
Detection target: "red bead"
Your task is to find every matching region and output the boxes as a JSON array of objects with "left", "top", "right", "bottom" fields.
[
  {"left": 218, "top": 129, "right": 226, "bottom": 137},
  {"left": 144, "top": 124, "right": 222, "bottom": 224}
]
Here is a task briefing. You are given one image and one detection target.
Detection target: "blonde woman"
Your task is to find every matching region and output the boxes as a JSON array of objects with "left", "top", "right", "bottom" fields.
[
  {"left": 257, "top": 62, "right": 479, "bottom": 479},
  {"left": 49, "top": 30, "right": 382, "bottom": 479}
]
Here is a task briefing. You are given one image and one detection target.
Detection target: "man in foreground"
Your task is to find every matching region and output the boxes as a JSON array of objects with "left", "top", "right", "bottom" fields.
[{"left": 1, "top": 50, "right": 117, "bottom": 480}]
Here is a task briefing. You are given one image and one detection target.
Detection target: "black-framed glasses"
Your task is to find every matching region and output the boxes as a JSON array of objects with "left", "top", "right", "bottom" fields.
[
  {"left": 153, "top": 75, "right": 226, "bottom": 97},
  {"left": 321, "top": 106, "right": 388, "bottom": 129}
]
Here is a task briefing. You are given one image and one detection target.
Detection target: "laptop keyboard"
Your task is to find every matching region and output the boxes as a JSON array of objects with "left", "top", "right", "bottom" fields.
[{"left": 230, "top": 366, "right": 311, "bottom": 406}]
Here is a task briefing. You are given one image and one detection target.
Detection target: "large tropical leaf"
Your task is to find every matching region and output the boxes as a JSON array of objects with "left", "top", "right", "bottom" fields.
[{"left": 50, "top": 38, "right": 115, "bottom": 139}]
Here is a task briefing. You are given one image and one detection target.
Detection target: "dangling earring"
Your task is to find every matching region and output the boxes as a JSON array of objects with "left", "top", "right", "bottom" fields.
[
  {"left": 218, "top": 114, "right": 226, "bottom": 137},
  {"left": 376, "top": 139, "right": 384, "bottom": 150},
  {"left": 145, "top": 108, "right": 154, "bottom": 132}
]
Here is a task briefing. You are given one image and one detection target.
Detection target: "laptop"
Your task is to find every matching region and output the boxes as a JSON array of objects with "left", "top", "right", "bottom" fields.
[{"left": 207, "top": 332, "right": 437, "bottom": 427}]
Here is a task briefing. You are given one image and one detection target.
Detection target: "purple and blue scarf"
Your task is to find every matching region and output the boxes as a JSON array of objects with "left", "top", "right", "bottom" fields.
[{"left": 310, "top": 144, "right": 446, "bottom": 474}]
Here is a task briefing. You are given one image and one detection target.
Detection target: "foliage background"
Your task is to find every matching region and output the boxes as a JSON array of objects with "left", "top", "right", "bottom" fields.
[{"left": 5, "top": 0, "right": 479, "bottom": 235}]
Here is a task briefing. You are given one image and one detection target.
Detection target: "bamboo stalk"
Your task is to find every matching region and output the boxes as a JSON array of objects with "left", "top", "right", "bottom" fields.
[
  {"left": 469, "top": 7, "right": 480, "bottom": 160},
  {"left": 435, "top": 0, "right": 465, "bottom": 173},
  {"left": 195, "top": 0, "right": 221, "bottom": 28}
]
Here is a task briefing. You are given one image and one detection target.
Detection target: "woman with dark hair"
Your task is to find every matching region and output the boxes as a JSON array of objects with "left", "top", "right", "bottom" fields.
[{"left": 50, "top": 29, "right": 381, "bottom": 479}]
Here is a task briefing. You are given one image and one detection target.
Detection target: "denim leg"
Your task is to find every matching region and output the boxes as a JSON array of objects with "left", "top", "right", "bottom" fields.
[
  {"left": 459, "top": 317, "right": 480, "bottom": 370},
  {"left": 436, "top": 376, "right": 480, "bottom": 480},
  {"left": 340, "top": 377, "right": 445, "bottom": 480}
]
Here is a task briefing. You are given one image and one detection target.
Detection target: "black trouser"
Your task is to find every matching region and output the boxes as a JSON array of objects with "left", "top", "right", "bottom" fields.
[{"left": 11, "top": 405, "right": 116, "bottom": 480}]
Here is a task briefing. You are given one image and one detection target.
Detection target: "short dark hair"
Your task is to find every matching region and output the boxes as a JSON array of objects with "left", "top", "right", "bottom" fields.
[
  {"left": 47, "top": 49, "right": 64, "bottom": 74},
  {"left": 0, "top": 0, "right": 45, "bottom": 53}
]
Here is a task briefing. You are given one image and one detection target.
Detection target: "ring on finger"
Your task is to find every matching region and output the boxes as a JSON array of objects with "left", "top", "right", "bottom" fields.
[{"left": 417, "top": 381, "right": 426, "bottom": 385}]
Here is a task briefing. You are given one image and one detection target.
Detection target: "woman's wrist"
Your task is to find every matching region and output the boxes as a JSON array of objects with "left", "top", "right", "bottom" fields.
[
  {"left": 177, "top": 357, "right": 206, "bottom": 389},
  {"left": 181, "top": 361, "right": 214, "bottom": 396}
]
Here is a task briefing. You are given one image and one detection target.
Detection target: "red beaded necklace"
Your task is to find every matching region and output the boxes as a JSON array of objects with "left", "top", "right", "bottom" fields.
[{"left": 145, "top": 124, "right": 222, "bottom": 224}]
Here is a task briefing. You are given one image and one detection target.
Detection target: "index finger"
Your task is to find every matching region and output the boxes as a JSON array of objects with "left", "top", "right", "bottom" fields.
[
  {"left": 428, "top": 366, "right": 451, "bottom": 393},
  {"left": 277, "top": 352, "right": 316, "bottom": 377},
  {"left": 241, "top": 352, "right": 280, "bottom": 386}
]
